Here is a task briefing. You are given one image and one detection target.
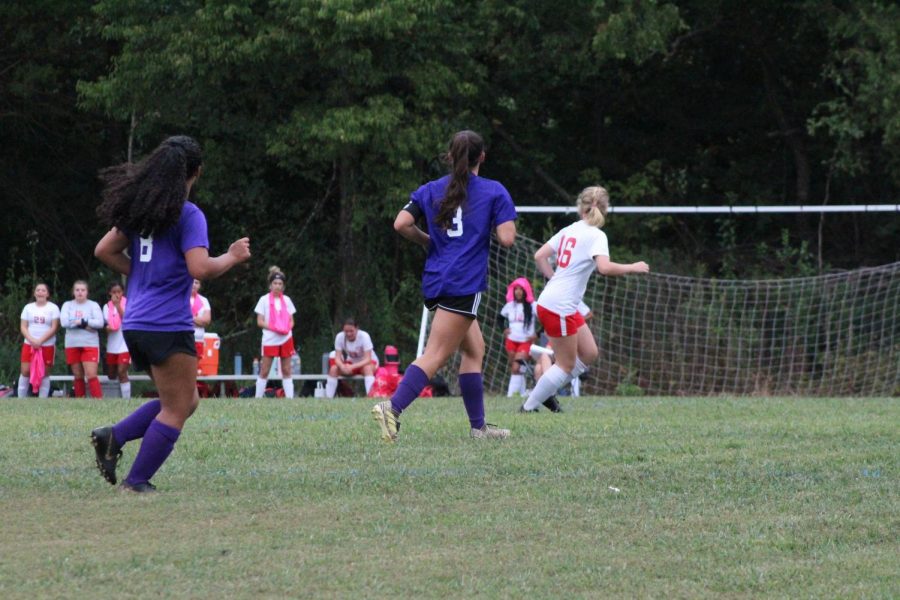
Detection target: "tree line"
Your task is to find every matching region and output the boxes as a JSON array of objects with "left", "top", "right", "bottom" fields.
[{"left": 2, "top": 0, "right": 898, "bottom": 374}]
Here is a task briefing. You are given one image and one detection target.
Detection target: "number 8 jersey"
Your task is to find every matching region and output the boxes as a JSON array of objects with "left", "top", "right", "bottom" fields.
[
  {"left": 123, "top": 201, "right": 209, "bottom": 331},
  {"left": 537, "top": 220, "right": 609, "bottom": 316}
]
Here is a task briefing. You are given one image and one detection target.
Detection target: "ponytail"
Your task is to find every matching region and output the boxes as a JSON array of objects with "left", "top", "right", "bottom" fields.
[
  {"left": 576, "top": 186, "right": 609, "bottom": 228},
  {"left": 435, "top": 130, "right": 485, "bottom": 229}
]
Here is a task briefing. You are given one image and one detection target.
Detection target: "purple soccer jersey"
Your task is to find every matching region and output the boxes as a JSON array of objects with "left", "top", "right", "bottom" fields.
[
  {"left": 123, "top": 201, "right": 209, "bottom": 332},
  {"left": 407, "top": 174, "right": 517, "bottom": 298}
]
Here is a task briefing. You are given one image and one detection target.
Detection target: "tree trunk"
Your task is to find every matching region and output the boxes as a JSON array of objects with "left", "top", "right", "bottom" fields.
[{"left": 336, "top": 153, "right": 356, "bottom": 322}]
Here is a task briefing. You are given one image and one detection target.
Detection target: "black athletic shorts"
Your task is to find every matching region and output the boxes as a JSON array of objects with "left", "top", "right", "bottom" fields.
[
  {"left": 424, "top": 292, "right": 482, "bottom": 319},
  {"left": 123, "top": 330, "right": 197, "bottom": 373}
]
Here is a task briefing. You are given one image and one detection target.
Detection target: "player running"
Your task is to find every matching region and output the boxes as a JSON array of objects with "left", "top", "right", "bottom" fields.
[
  {"left": 372, "top": 129, "right": 517, "bottom": 442},
  {"left": 91, "top": 135, "right": 251, "bottom": 492},
  {"left": 520, "top": 186, "right": 649, "bottom": 412}
]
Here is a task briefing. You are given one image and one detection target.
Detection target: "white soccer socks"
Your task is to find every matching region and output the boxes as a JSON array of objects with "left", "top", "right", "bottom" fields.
[
  {"left": 507, "top": 374, "right": 524, "bottom": 397},
  {"left": 120, "top": 382, "right": 132, "bottom": 399},
  {"left": 523, "top": 364, "right": 570, "bottom": 411},
  {"left": 364, "top": 375, "right": 374, "bottom": 394},
  {"left": 325, "top": 376, "right": 338, "bottom": 398},
  {"left": 254, "top": 378, "right": 267, "bottom": 398},
  {"left": 282, "top": 378, "right": 294, "bottom": 398}
]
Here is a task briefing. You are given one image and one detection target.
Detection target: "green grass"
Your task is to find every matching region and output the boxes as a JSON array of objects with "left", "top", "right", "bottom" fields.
[{"left": 0, "top": 395, "right": 897, "bottom": 598}]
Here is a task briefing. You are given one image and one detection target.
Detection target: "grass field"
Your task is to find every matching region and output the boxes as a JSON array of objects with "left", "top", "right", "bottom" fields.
[{"left": 0, "top": 395, "right": 897, "bottom": 598}]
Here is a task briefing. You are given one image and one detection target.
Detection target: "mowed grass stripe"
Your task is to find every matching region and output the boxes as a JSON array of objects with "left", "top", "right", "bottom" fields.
[{"left": 0, "top": 396, "right": 896, "bottom": 598}]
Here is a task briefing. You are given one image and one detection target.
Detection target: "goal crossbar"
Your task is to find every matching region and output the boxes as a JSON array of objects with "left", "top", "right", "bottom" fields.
[{"left": 516, "top": 204, "right": 900, "bottom": 214}]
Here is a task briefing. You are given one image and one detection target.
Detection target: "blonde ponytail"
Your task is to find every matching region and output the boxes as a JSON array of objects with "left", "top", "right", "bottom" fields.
[{"left": 576, "top": 186, "right": 609, "bottom": 228}]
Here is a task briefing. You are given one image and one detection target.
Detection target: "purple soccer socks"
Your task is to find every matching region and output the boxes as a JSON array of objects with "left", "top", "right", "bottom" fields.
[
  {"left": 459, "top": 372, "right": 486, "bottom": 430},
  {"left": 124, "top": 419, "right": 180, "bottom": 486},
  {"left": 111, "top": 399, "right": 162, "bottom": 446},
  {"left": 390, "top": 364, "right": 431, "bottom": 414}
]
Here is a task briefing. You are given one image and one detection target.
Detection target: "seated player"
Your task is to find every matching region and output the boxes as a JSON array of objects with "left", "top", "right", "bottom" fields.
[{"left": 325, "top": 318, "right": 378, "bottom": 397}]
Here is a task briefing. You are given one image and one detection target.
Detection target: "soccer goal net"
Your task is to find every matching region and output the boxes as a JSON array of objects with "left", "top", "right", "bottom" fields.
[{"left": 436, "top": 234, "right": 900, "bottom": 397}]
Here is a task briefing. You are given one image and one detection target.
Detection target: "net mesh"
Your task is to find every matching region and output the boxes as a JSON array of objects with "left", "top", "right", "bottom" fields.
[{"left": 435, "top": 234, "right": 900, "bottom": 397}]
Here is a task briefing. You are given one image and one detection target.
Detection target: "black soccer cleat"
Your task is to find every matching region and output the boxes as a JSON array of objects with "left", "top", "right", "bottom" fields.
[
  {"left": 119, "top": 481, "right": 157, "bottom": 494},
  {"left": 91, "top": 426, "right": 122, "bottom": 485},
  {"left": 542, "top": 396, "right": 563, "bottom": 413}
]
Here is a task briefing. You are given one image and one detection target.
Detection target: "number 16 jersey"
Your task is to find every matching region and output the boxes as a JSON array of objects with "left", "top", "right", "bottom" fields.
[{"left": 537, "top": 220, "right": 609, "bottom": 316}]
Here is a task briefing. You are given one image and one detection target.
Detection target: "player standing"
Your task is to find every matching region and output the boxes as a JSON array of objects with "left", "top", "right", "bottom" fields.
[
  {"left": 91, "top": 135, "right": 251, "bottom": 492},
  {"left": 372, "top": 129, "right": 517, "bottom": 442},
  {"left": 103, "top": 280, "right": 131, "bottom": 398},
  {"left": 500, "top": 278, "right": 537, "bottom": 397},
  {"left": 61, "top": 280, "right": 104, "bottom": 398},
  {"left": 190, "top": 279, "right": 212, "bottom": 358},
  {"left": 18, "top": 282, "right": 60, "bottom": 398},
  {"left": 253, "top": 266, "right": 297, "bottom": 398},
  {"left": 520, "top": 186, "right": 648, "bottom": 412}
]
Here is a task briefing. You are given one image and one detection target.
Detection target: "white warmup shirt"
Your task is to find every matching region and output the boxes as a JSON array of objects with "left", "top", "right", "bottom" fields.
[
  {"left": 102, "top": 302, "right": 129, "bottom": 354},
  {"left": 335, "top": 330, "right": 377, "bottom": 364},
  {"left": 537, "top": 220, "right": 609, "bottom": 316},
  {"left": 21, "top": 302, "right": 61, "bottom": 346},
  {"left": 254, "top": 294, "right": 297, "bottom": 347},
  {"left": 60, "top": 300, "right": 104, "bottom": 348},
  {"left": 191, "top": 294, "right": 212, "bottom": 342},
  {"left": 500, "top": 301, "right": 538, "bottom": 342}
]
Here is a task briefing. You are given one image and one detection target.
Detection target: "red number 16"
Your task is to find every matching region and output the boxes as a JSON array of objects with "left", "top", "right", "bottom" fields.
[{"left": 557, "top": 236, "right": 576, "bottom": 268}]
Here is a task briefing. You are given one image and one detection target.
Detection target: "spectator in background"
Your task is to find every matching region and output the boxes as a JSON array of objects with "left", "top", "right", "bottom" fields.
[
  {"left": 500, "top": 277, "right": 537, "bottom": 397},
  {"left": 190, "top": 279, "right": 211, "bottom": 357},
  {"left": 254, "top": 266, "right": 296, "bottom": 398},
  {"left": 103, "top": 280, "right": 131, "bottom": 398},
  {"left": 326, "top": 317, "right": 378, "bottom": 397},
  {"left": 61, "top": 280, "right": 104, "bottom": 398},
  {"left": 18, "top": 282, "right": 60, "bottom": 398}
]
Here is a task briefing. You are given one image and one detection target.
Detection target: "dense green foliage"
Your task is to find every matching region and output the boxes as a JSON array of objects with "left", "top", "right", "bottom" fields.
[
  {"left": 2, "top": 1, "right": 899, "bottom": 375},
  {"left": 1, "top": 395, "right": 897, "bottom": 596}
]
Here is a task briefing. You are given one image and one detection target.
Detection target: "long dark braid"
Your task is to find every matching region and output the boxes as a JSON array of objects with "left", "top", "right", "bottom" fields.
[
  {"left": 97, "top": 135, "right": 202, "bottom": 237},
  {"left": 434, "top": 130, "right": 484, "bottom": 229}
]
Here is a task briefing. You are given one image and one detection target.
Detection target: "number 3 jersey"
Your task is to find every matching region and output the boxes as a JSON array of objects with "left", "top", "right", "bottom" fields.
[
  {"left": 123, "top": 201, "right": 210, "bottom": 332},
  {"left": 537, "top": 220, "right": 609, "bottom": 316},
  {"left": 405, "top": 174, "right": 517, "bottom": 299}
]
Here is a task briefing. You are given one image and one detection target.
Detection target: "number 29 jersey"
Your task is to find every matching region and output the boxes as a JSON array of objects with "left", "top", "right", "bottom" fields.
[
  {"left": 537, "top": 220, "right": 609, "bottom": 316},
  {"left": 406, "top": 174, "right": 517, "bottom": 299}
]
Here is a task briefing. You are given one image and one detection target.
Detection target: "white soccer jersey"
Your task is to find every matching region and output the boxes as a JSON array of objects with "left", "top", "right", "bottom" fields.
[
  {"left": 20, "top": 302, "right": 61, "bottom": 346},
  {"left": 500, "top": 301, "right": 538, "bottom": 342},
  {"left": 255, "top": 294, "right": 296, "bottom": 346},
  {"left": 102, "top": 303, "right": 129, "bottom": 354},
  {"left": 192, "top": 294, "right": 212, "bottom": 342},
  {"left": 537, "top": 220, "right": 609, "bottom": 316},
  {"left": 335, "top": 330, "right": 376, "bottom": 363},
  {"left": 60, "top": 299, "right": 103, "bottom": 348}
]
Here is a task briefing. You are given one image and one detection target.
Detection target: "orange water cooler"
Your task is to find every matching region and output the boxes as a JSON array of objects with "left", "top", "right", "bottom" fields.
[{"left": 198, "top": 333, "right": 220, "bottom": 375}]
